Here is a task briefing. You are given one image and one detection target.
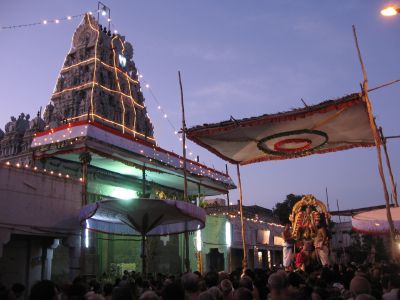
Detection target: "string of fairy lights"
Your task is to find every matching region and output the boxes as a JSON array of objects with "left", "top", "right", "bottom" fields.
[
  {"left": 3, "top": 161, "right": 82, "bottom": 181},
  {"left": 0, "top": 12, "right": 87, "bottom": 30},
  {"left": 0, "top": 8, "right": 223, "bottom": 174},
  {"left": 137, "top": 74, "right": 198, "bottom": 158}
]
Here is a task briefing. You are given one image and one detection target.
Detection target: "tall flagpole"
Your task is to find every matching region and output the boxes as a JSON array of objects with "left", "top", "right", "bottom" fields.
[
  {"left": 236, "top": 164, "right": 247, "bottom": 270},
  {"left": 353, "top": 25, "right": 396, "bottom": 259},
  {"left": 178, "top": 71, "right": 191, "bottom": 272}
]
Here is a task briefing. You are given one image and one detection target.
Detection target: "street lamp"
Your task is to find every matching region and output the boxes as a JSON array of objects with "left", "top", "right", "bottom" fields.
[{"left": 381, "top": 6, "right": 400, "bottom": 16}]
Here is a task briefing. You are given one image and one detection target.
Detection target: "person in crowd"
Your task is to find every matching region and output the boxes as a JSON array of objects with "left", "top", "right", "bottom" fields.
[
  {"left": 102, "top": 283, "right": 112, "bottom": 300},
  {"left": 182, "top": 272, "right": 200, "bottom": 300},
  {"left": 382, "top": 273, "right": 400, "bottom": 300},
  {"left": 161, "top": 280, "right": 185, "bottom": 300},
  {"left": 233, "top": 287, "right": 253, "bottom": 300},
  {"left": 267, "top": 272, "right": 287, "bottom": 300},
  {"left": 315, "top": 222, "right": 330, "bottom": 267},
  {"left": 139, "top": 290, "right": 159, "bottom": 300},
  {"left": 282, "top": 223, "right": 294, "bottom": 271},
  {"left": 219, "top": 279, "right": 234, "bottom": 300},
  {"left": 8, "top": 283, "right": 25, "bottom": 300},
  {"left": 29, "top": 280, "right": 59, "bottom": 300},
  {"left": 350, "top": 276, "right": 372, "bottom": 299}
]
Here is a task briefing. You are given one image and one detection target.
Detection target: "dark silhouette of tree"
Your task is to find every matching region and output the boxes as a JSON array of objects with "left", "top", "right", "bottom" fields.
[{"left": 273, "top": 194, "right": 303, "bottom": 224}]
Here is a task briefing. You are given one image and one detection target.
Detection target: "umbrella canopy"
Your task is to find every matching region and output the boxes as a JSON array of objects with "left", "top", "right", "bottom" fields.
[
  {"left": 79, "top": 198, "right": 206, "bottom": 236},
  {"left": 352, "top": 207, "right": 400, "bottom": 234},
  {"left": 186, "top": 93, "right": 375, "bottom": 165}
]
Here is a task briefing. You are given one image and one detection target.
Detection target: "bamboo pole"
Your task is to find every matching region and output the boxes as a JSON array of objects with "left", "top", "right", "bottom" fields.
[
  {"left": 178, "top": 71, "right": 191, "bottom": 272},
  {"left": 352, "top": 25, "right": 396, "bottom": 258},
  {"left": 236, "top": 163, "right": 248, "bottom": 270},
  {"left": 336, "top": 199, "right": 347, "bottom": 263},
  {"left": 79, "top": 152, "right": 91, "bottom": 276},
  {"left": 379, "top": 127, "right": 398, "bottom": 207},
  {"left": 226, "top": 164, "right": 231, "bottom": 208},
  {"left": 368, "top": 79, "right": 400, "bottom": 93},
  {"left": 325, "top": 187, "right": 330, "bottom": 212},
  {"left": 142, "top": 165, "right": 146, "bottom": 197}
]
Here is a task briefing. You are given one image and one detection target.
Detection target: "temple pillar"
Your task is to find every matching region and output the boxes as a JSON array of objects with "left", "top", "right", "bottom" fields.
[
  {"left": 65, "top": 235, "right": 81, "bottom": 281},
  {"left": 42, "top": 239, "right": 60, "bottom": 280},
  {"left": 0, "top": 228, "right": 11, "bottom": 258}
]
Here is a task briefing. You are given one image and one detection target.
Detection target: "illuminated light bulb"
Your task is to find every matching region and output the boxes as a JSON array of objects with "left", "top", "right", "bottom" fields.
[
  {"left": 79, "top": 177, "right": 83, "bottom": 182},
  {"left": 179, "top": 137, "right": 183, "bottom": 141},
  {"left": 6, "top": 161, "right": 10, "bottom": 165},
  {"left": 139, "top": 74, "right": 144, "bottom": 78},
  {"left": 157, "top": 105, "right": 161, "bottom": 109},
  {"left": 50, "top": 171, "right": 54, "bottom": 175},
  {"left": 55, "top": 19, "right": 60, "bottom": 24},
  {"left": 34, "top": 166, "right": 38, "bottom": 170},
  {"left": 25, "top": 164, "right": 29, "bottom": 168},
  {"left": 44, "top": 169, "right": 47, "bottom": 172},
  {"left": 88, "top": 11, "right": 93, "bottom": 15},
  {"left": 101, "top": 10, "right": 107, "bottom": 16},
  {"left": 43, "top": 20, "right": 48, "bottom": 25},
  {"left": 67, "top": 16, "right": 72, "bottom": 20},
  {"left": 381, "top": 6, "right": 399, "bottom": 16},
  {"left": 174, "top": 131, "right": 178, "bottom": 135},
  {"left": 163, "top": 114, "right": 167, "bottom": 118},
  {"left": 66, "top": 174, "right": 70, "bottom": 178},
  {"left": 58, "top": 173, "right": 62, "bottom": 177},
  {"left": 16, "top": 163, "right": 20, "bottom": 168},
  {"left": 145, "top": 84, "right": 150, "bottom": 88},
  {"left": 189, "top": 152, "right": 193, "bottom": 156},
  {"left": 107, "top": 18, "right": 111, "bottom": 22},
  {"left": 114, "top": 30, "right": 118, "bottom": 34}
]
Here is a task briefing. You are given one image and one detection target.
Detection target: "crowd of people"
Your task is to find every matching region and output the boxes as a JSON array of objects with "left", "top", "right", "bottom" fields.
[{"left": 1, "top": 262, "right": 400, "bottom": 300}]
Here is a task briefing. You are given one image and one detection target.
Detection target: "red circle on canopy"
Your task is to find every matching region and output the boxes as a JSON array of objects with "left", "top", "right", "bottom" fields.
[{"left": 274, "top": 138, "right": 312, "bottom": 153}]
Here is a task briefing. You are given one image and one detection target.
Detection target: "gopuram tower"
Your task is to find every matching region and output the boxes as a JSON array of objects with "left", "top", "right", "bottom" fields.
[
  {"left": 47, "top": 13, "right": 154, "bottom": 142},
  {"left": 0, "top": 12, "right": 236, "bottom": 283}
]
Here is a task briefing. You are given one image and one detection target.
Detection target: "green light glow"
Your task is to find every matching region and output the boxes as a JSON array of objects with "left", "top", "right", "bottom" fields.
[{"left": 110, "top": 186, "right": 138, "bottom": 200}]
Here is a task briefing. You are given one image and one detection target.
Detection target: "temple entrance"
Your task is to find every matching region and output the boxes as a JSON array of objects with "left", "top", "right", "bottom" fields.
[{"left": 205, "top": 248, "right": 224, "bottom": 272}]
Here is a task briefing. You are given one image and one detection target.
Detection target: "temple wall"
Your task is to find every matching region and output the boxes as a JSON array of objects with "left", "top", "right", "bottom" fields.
[{"left": 0, "top": 166, "right": 82, "bottom": 231}]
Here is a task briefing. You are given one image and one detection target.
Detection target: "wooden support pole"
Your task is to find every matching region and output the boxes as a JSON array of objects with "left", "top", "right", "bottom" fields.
[
  {"left": 178, "top": 71, "right": 191, "bottom": 272},
  {"left": 226, "top": 164, "right": 230, "bottom": 207},
  {"left": 325, "top": 187, "right": 330, "bottom": 213},
  {"left": 236, "top": 163, "right": 247, "bottom": 270},
  {"left": 142, "top": 165, "right": 146, "bottom": 198},
  {"left": 336, "top": 199, "right": 347, "bottom": 262},
  {"left": 379, "top": 127, "right": 398, "bottom": 207},
  {"left": 353, "top": 25, "right": 396, "bottom": 258},
  {"left": 141, "top": 234, "right": 147, "bottom": 277},
  {"left": 79, "top": 152, "right": 92, "bottom": 276}
]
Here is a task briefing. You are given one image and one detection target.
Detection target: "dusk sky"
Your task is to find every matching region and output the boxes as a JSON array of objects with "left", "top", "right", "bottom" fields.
[{"left": 1, "top": 1, "right": 399, "bottom": 214}]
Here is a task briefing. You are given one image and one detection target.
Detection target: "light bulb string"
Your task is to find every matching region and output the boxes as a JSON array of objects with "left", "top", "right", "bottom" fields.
[
  {"left": 138, "top": 74, "right": 202, "bottom": 159},
  {"left": 0, "top": 13, "right": 87, "bottom": 30}
]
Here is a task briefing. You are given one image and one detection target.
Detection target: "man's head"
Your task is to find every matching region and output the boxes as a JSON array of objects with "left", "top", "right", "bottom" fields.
[
  {"left": 181, "top": 272, "right": 200, "bottom": 294},
  {"left": 350, "top": 276, "right": 371, "bottom": 298},
  {"left": 268, "top": 273, "right": 286, "bottom": 292}
]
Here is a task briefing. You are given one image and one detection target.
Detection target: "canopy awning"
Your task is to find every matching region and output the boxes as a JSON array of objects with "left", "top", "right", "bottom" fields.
[
  {"left": 79, "top": 198, "right": 206, "bottom": 236},
  {"left": 187, "top": 93, "right": 375, "bottom": 165},
  {"left": 352, "top": 207, "right": 400, "bottom": 234}
]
